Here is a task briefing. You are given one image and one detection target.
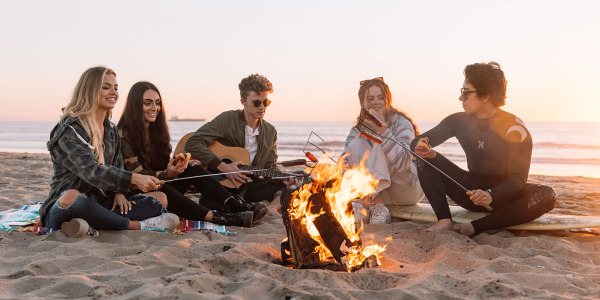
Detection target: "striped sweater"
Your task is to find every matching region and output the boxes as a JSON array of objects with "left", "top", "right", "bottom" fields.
[{"left": 344, "top": 113, "right": 416, "bottom": 174}]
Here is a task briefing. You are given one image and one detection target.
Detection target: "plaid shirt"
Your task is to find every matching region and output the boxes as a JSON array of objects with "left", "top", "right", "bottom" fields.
[{"left": 39, "top": 116, "right": 132, "bottom": 225}]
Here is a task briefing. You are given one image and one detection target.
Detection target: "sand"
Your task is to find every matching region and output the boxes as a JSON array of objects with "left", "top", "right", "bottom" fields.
[{"left": 1, "top": 152, "right": 599, "bottom": 299}]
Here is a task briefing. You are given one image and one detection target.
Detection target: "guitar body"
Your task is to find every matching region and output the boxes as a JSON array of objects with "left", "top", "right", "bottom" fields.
[{"left": 207, "top": 141, "right": 251, "bottom": 189}]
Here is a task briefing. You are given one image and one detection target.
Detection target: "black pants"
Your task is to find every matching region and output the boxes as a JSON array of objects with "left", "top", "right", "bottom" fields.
[
  {"left": 160, "top": 165, "right": 233, "bottom": 220},
  {"left": 224, "top": 180, "right": 286, "bottom": 204},
  {"left": 416, "top": 154, "right": 556, "bottom": 234}
]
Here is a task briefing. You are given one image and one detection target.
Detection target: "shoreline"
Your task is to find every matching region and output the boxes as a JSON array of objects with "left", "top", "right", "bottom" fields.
[{"left": 1, "top": 151, "right": 599, "bottom": 298}]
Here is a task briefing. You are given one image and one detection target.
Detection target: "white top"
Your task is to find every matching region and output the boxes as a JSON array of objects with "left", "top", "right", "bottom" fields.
[{"left": 245, "top": 125, "right": 260, "bottom": 164}]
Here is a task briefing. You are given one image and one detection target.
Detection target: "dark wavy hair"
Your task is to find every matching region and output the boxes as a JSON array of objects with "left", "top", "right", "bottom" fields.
[
  {"left": 354, "top": 78, "right": 419, "bottom": 136},
  {"left": 464, "top": 62, "right": 507, "bottom": 107},
  {"left": 238, "top": 73, "right": 273, "bottom": 100},
  {"left": 117, "top": 81, "right": 171, "bottom": 172}
]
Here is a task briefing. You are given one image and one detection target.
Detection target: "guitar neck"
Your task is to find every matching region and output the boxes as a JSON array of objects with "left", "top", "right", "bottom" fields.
[{"left": 238, "top": 165, "right": 292, "bottom": 179}]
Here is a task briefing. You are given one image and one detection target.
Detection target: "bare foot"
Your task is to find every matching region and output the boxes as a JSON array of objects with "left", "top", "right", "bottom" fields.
[
  {"left": 424, "top": 219, "right": 453, "bottom": 232},
  {"left": 453, "top": 223, "right": 475, "bottom": 237}
]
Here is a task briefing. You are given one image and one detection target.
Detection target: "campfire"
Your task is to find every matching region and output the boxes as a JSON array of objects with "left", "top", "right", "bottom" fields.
[{"left": 280, "top": 156, "right": 390, "bottom": 272}]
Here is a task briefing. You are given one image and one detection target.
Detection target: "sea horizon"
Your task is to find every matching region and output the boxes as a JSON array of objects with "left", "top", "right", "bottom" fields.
[{"left": 1, "top": 120, "right": 599, "bottom": 179}]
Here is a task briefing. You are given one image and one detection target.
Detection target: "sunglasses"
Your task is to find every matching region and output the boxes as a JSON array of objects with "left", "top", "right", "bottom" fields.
[
  {"left": 460, "top": 88, "right": 477, "bottom": 99},
  {"left": 360, "top": 77, "right": 384, "bottom": 85},
  {"left": 250, "top": 99, "right": 271, "bottom": 108}
]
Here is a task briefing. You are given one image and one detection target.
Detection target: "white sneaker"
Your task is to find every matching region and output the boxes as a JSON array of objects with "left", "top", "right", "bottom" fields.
[
  {"left": 369, "top": 203, "right": 391, "bottom": 224},
  {"left": 140, "top": 213, "right": 180, "bottom": 230},
  {"left": 352, "top": 201, "right": 369, "bottom": 228}
]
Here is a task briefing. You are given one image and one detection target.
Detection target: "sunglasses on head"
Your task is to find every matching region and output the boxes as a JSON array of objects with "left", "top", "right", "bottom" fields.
[
  {"left": 360, "top": 77, "right": 384, "bottom": 86},
  {"left": 250, "top": 99, "right": 271, "bottom": 108}
]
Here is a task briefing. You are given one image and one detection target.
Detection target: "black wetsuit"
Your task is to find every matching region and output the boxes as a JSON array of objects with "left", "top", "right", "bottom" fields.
[{"left": 410, "top": 109, "right": 556, "bottom": 234}]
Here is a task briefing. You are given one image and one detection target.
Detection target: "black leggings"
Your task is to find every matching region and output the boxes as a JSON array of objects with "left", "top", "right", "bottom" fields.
[
  {"left": 160, "top": 165, "right": 233, "bottom": 220},
  {"left": 416, "top": 154, "right": 556, "bottom": 234}
]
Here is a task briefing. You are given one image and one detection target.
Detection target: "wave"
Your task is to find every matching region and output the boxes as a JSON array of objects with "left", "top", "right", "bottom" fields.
[{"left": 534, "top": 142, "right": 600, "bottom": 150}]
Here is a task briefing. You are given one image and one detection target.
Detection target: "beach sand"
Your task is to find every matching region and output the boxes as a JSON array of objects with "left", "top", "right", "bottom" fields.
[{"left": 1, "top": 152, "right": 599, "bottom": 299}]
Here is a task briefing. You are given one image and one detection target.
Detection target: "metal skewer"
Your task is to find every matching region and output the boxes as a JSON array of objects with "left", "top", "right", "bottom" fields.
[
  {"left": 161, "top": 169, "right": 268, "bottom": 183},
  {"left": 358, "top": 124, "right": 492, "bottom": 212}
]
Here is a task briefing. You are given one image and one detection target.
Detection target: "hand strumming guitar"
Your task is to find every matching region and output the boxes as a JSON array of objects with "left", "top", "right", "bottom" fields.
[{"left": 217, "top": 161, "right": 250, "bottom": 189}]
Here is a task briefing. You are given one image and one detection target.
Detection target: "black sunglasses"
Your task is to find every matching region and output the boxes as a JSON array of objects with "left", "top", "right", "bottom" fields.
[
  {"left": 360, "top": 77, "right": 384, "bottom": 85},
  {"left": 250, "top": 99, "right": 271, "bottom": 108}
]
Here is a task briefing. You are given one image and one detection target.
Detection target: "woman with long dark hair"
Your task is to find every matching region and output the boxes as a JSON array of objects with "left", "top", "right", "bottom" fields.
[
  {"left": 343, "top": 77, "right": 424, "bottom": 225},
  {"left": 39, "top": 67, "right": 180, "bottom": 237},
  {"left": 118, "top": 81, "right": 268, "bottom": 227}
]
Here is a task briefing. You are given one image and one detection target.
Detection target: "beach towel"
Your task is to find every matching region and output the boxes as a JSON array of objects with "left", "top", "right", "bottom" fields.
[{"left": 0, "top": 202, "right": 235, "bottom": 235}]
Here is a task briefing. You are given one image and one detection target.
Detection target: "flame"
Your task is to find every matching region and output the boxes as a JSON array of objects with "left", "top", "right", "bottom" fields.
[{"left": 287, "top": 154, "right": 390, "bottom": 270}]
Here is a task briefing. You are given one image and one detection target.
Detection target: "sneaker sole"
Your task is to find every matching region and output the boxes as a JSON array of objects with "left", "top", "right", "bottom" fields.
[
  {"left": 241, "top": 211, "right": 253, "bottom": 228},
  {"left": 61, "top": 218, "right": 89, "bottom": 238}
]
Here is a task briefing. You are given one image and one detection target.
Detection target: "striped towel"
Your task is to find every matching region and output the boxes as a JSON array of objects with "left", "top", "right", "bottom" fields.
[
  {"left": 179, "top": 219, "right": 237, "bottom": 235},
  {"left": 0, "top": 202, "right": 235, "bottom": 236},
  {"left": 0, "top": 202, "right": 42, "bottom": 231}
]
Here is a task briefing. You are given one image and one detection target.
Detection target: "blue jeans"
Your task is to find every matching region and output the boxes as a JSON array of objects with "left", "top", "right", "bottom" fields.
[{"left": 44, "top": 193, "right": 165, "bottom": 230}]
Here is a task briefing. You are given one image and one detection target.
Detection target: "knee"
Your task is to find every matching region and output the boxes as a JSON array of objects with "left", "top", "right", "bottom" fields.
[
  {"left": 58, "top": 189, "right": 84, "bottom": 208},
  {"left": 528, "top": 184, "right": 557, "bottom": 212},
  {"left": 153, "top": 192, "right": 168, "bottom": 207}
]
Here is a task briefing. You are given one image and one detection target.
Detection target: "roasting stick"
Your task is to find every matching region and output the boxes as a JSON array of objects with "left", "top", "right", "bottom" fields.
[
  {"left": 358, "top": 115, "right": 493, "bottom": 212},
  {"left": 132, "top": 169, "right": 270, "bottom": 191},
  {"left": 160, "top": 169, "right": 269, "bottom": 183}
]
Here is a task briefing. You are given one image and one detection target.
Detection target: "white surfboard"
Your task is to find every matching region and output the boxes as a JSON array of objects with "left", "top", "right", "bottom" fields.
[{"left": 388, "top": 203, "right": 600, "bottom": 231}]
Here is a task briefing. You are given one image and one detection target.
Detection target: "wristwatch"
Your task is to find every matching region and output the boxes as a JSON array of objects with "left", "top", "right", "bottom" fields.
[{"left": 486, "top": 189, "right": 493, "bottom": 198}]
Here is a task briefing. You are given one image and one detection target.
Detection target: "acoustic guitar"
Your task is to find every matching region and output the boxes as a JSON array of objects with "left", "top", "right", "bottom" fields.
[{"left": 174, "top": 133, "right": 299, "bottom": 190}]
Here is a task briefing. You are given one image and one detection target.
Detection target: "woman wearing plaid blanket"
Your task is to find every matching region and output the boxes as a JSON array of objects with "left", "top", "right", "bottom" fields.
[
  {"left": 117, "top": 81, "right": 267, "bottom": 227},
  {"left": 39, "top": 67, "right": 180, "bottom": 237}
]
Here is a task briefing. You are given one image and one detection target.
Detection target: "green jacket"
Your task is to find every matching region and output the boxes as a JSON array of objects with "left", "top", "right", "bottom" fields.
[
  {"left": 184, "top": 109, "right": 279, "bottom": 170},
  {"left": 39, "top": 116, "right": 132, "bottom": 225}
]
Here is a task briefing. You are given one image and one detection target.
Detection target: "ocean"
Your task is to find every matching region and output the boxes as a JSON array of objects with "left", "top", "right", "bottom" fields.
[{"left": 1, "top": 121, "right": 599, "bottom": 179}]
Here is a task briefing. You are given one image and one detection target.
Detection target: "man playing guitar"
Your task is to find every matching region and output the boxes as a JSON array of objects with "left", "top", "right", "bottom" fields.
[{"left": 185, "top": 73, "right": 300, "bottom": 209}]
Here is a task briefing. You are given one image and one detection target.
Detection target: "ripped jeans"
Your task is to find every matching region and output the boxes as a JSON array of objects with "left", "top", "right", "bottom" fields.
[{"left": 44, "top": 193, "right": 165, "bottom": 230}]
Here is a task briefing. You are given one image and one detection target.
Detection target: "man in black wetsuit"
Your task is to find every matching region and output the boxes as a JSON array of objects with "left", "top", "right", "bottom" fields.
[{"left": 410, "top": 62, "right": 556, "bottom": 236}]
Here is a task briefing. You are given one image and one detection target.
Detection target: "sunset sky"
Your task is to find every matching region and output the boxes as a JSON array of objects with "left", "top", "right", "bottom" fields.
[{"left": 1, "top": 0, "right": 598, "bottom": 123}]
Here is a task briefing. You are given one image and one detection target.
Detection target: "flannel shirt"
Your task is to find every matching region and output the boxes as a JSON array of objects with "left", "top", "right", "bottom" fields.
[{"left": 39, "top": 116, "right": 132, "bottom": 225}]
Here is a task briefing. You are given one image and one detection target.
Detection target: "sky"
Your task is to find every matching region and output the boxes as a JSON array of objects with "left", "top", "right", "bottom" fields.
[{"left": 1, "top": 0, "right": 599, "bottom": 123}]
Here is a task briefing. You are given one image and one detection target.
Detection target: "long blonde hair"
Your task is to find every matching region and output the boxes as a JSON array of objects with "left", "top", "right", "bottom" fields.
[{"left": 60, "top": 66, "right": 116, "bottom": 164}]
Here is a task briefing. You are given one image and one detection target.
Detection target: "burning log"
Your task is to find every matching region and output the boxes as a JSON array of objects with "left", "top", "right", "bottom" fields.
[
  {"left": 279, "top": 157, "right": 389, "bottom": 271},
  {"left": 281, "top": 187, "right": 381, "bottom": 271},
  {"left": 281, "top": 188, "right": 327, "bottom": 268}
]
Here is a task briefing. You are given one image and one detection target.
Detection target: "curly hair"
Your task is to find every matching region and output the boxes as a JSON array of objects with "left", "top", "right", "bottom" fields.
[
  {"left": 238, "top": 73, "right": 273, "bottom": 100},
  {"left": 118, "top": 81, "right": 172, "bottom": 172},
  {"left": 464, "top": 62, "right": 507, "bottom": 107},
  {"left": 354, "top": 78, "right": 419, "bottom": 136}
]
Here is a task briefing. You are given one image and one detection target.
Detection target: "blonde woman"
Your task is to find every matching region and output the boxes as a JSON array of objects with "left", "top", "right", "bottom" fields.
[
  {"left": 39, "top": 66, "right": 179, "bottom": 237},
  {"left": 343, "top": 77, "right": 424, "bottom": 225}
]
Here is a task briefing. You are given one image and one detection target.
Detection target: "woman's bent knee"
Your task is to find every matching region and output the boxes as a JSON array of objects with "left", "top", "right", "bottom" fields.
[
  {"left": 58, "top": 189, "right": 84, "bottom": 208},
  {"left": 146, "top": 191, "right": 167, "bottom": 208}
]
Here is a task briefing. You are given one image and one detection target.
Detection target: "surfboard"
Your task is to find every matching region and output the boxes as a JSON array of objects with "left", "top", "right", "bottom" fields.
[{"left": 387, "top": 203, "right": 600, "bottom": 231}]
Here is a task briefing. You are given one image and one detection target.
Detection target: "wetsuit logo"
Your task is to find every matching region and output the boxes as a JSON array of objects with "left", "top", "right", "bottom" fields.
[{"left": 478, "top": 140, "right": 485, "bottom": 149}]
